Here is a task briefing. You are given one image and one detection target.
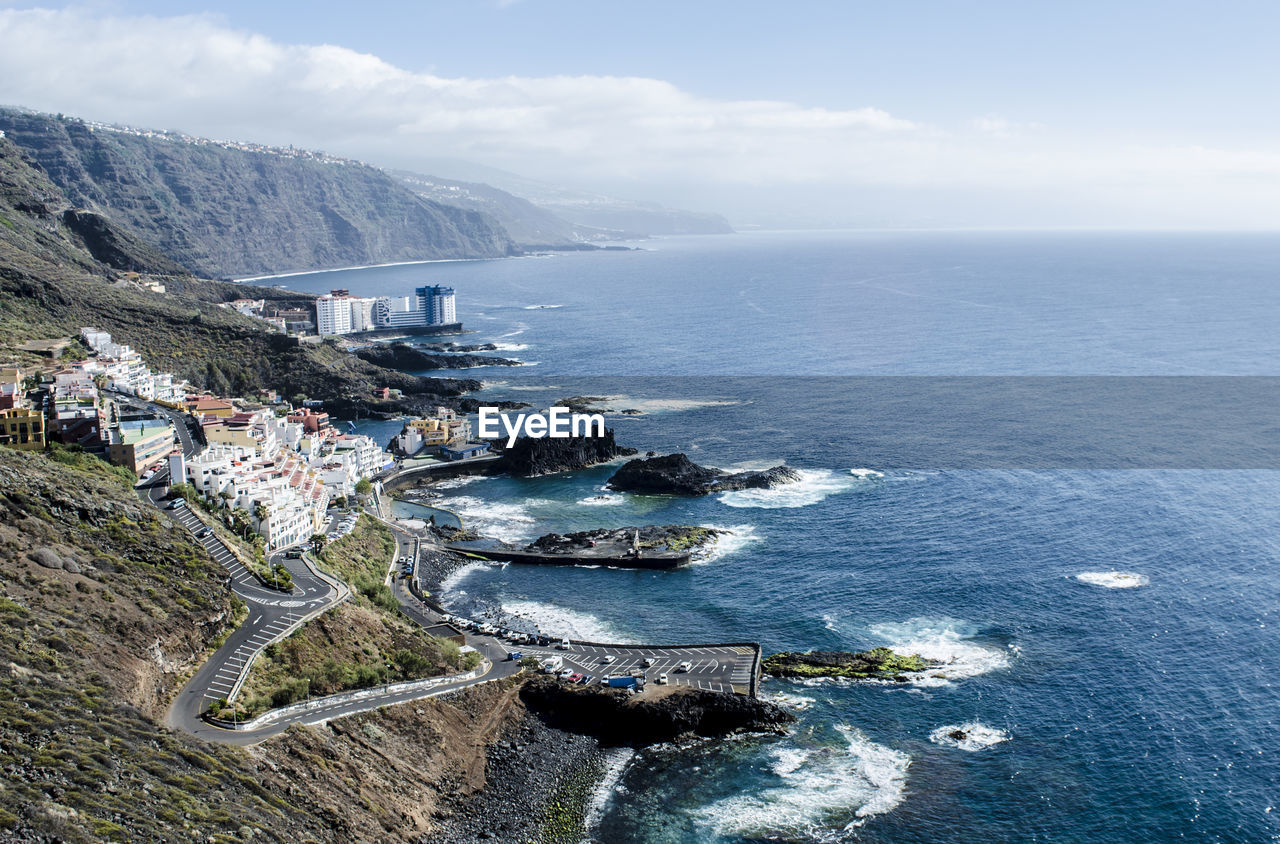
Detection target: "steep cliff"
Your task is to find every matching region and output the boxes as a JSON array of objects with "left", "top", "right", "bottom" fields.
[
  {"left": 0, "top": 136, "right": 476, "bottom": 409},
  {"left": 0, "top": 108, "right": 516, "bottom": 277}
]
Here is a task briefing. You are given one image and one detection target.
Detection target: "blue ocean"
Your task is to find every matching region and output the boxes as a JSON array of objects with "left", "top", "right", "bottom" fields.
[{"left": 280, "top": 231, "right": 1280, "bottom": 843}]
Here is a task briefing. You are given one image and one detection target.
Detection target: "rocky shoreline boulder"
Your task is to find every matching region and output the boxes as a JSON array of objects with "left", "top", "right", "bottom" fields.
[
  {"left": 607, "top": 453, "right": 801, "bottom": 496},
  {"left": 519, "top": 676, "right": 794, "bottom": 746},
  {"left": 763, "top": 648, "right": 937, "bottom": 681}
]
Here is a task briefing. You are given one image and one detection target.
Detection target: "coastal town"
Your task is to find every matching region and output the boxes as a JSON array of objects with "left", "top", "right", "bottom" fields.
[{"left": 0, "top": 325, "right": 490, "bottom": 552}]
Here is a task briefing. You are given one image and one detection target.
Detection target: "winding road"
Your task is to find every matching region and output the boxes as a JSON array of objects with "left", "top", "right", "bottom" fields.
[{"left": 122, "top": 394, "right": 757, "bottom": 746}]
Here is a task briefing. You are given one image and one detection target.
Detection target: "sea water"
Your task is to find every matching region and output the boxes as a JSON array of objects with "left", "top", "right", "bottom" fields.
[{"left": 285, "top": 231, "right": 1280, "bottom": 842}]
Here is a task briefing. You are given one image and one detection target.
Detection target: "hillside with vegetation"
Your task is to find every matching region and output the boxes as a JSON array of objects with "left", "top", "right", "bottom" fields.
[
  {"left": 0, "top": 447, "right": 561, "bottom": 841},
  {"left": 228, "top": 516, "right": 478, "bottom": 719},
  {"left": 0, "top": 108, "right": 516, "bottom": 278},
  {"left": 0, "top": 135, "right": 476, "bottom": 412}
]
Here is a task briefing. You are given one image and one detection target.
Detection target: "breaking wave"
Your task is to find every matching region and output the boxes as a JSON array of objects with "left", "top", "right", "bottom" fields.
[
  {"left": 868, "top": 617, "right": 1012, "bottom": 687},
  {"left": 501, "top": 599, "right": 628, "bottom": 643},
  {"left": 694, "top": 523, "right": 763, "bottom": 563},
  {"left": 929, "top": 721, "right": 1010, "bottom": 752},
  {"left": 718, "top": 469, "right": 857, "bottom": 509},
  {"left": 700, "top": 725, "right": 909, "bottom": 841},
  {"left": 442, "top": 495, "right": 537, "bottom": 544},
  {"left": 1076, "top": 571, "right": 1149, "bottom": 589}
]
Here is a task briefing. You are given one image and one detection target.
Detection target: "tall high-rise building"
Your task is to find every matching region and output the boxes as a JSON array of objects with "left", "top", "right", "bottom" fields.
[
  {"left": 373, "top": 285, "right": 458, "bottom": 328},
  {"left": 315, "top": 293, "right": 353, "bottom": 335}
]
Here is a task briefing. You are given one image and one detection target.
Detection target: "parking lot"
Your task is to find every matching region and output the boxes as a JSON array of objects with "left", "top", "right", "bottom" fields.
[{"left": 492, "top": 641, "right": 757, "bottom": 695}]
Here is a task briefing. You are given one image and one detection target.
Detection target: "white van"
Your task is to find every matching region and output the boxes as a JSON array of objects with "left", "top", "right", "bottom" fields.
[{"left": 677, "top": 661, "right": 692, "bottom": 673}]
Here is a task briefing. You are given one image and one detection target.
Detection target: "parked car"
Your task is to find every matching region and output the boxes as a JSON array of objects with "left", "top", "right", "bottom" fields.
[
  {"left": 579, "top": 674, "right": 594, "bottom": 685},
  {"left": 602, "top": 654, "right": 616, "bottom": 664},
  {"left": 657, "top": 673, "right": 669, "bottom": 684},
  {"left": 568, "top": 673, "right": 583, "bottom": 683},
  {"left": 556, "top": 638, "right": 570, "bottom": 650},
  {"left": 677, "top": 661, "right": 692, "bottom": 673},
  {"left": 167, "top": 498, "right": 185, "bottom": 509},
  {"left": 643, "top": 657, "right": 656, "bottom": 667},
  {"left": 558, "top": 669, "right": 574, "bottom": 680},
  {"left": 196, "top": 527, "right": 211, "bottom": 538}
]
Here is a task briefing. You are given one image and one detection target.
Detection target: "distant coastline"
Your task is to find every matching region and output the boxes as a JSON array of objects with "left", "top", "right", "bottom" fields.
[{"left": 234, "top": 256, "right": 494, "bottom": 285}]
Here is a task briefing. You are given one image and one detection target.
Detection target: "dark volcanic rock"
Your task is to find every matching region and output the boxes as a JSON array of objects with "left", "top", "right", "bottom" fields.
[
  {"left": 607, "top": 453, "right": 801, "bottom": 496},
  {"left": 525, "top": 525, "right": 720, "bottom": 557},
  {"left": 496, "top": 430, "right": 636, "bottom": 476},
  {"left": 520, "top": 676, "right": 794, "bottom": 746},
  {"left": 354, "top": 342, "right": 521, "bottom": 372}
]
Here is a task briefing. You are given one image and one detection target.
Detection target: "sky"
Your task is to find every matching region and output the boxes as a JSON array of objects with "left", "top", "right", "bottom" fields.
[{"left": 1, "top": 1, "right": 1279, "bottom": 228}]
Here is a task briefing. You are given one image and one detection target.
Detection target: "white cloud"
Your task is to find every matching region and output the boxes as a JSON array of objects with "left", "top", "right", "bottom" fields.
[{"left": 1, "top": 7, "right": 1278, "bottom": 227}]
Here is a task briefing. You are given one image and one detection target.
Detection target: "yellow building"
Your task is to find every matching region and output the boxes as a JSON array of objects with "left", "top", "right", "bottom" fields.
[
  {"left": 0, "top": 407, "right": 46, "bottom": 450},
  {"left": 186, "top": 397, "right": 236, "bottom": 418},
  {"left": 205, "top": 424, "right": 257, "bottom": 449}
]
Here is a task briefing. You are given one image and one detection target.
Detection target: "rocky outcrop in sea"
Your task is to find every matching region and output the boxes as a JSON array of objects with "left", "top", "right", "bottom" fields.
[
  {"left": 495, "top": 431, "right": 637, "bottom": 476},
  {"left": 607, "top": 453, "right": 801, "bottom": 496},
  {"left": 519, "top": 676, "right": 794, "bottom": 746},
  {"left": 355, "top": 342, "right": 522, "bottom": 372},
  {"left": 763, "top": 648, "right": 936, "bottom": 681},
  {"left": 525, "top": 525, "right": 721, "bottom": 557}
]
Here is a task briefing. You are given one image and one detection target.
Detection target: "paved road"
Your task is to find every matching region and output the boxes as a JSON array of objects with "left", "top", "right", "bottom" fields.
[{"left": 119, "top": 393, "right": 757, "bottom": 744}]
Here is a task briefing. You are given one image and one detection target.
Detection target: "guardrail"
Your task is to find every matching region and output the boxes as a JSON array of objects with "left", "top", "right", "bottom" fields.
[{"left": 204, "top": 660, "right": 490, "bottom": 731}]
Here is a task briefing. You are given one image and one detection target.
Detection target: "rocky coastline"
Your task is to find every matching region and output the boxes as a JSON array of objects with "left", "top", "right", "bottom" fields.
[
  {"left": 520, "top": 676, "right": 794, "bottom": 745},
  {"left": 431, "top": 698, "right": 607, "bottom": 844},
  {"left": 354, "top": 341, "right": 523, "bottom": 372},
  {"left": 494, "top": 431, "right": 637, "bottom": 476},
  {"left": 608, "top": 452, "right": 802, "bottom": 496}
]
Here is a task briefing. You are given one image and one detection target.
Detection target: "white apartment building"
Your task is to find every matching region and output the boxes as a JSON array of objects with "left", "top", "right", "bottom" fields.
[
  {"left": 315, "top": 294, "right": 353, "bottom": 335},
  {"left": 333, "top": 434, "right": 390, "bottom": 478},
  {"left": 315, "top": 292, "right": 378, "bottom": 335}
]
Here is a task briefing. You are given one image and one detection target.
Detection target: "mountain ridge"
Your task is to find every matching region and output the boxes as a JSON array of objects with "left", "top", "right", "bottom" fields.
[{"left": 0, "top": 108, "right": 517, "bottom": 278}]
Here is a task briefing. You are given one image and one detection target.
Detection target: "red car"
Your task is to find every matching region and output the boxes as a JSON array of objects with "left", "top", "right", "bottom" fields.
[{"left": 568, "top": 672, "right": 583, "bottom": 683}]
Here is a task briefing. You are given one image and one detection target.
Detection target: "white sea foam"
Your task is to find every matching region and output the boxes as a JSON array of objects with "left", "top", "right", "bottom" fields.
[
  {"left": 693, "top": 523, "right": 763, "bottom": 563},
  {"left": 929, "top": 721, "right": 1010, "bottom": 752},
  {"left": 440, "top": 562, "right": 486, "bottom": 597},
  {"left": 849, "top": 468, "right": 884, "bottom": 480},
  {"left": 431, "top": 475, "right": 484, "bottom": 491},
  {"left": 868, "top": 617, "right": 1011, "bottom": 687},
  {"left": 718, "top": 468, "right": 856, "bottom": 509},
  {"left": 442, "top": 495, "right": 537, "bottom": 544},
  {"left": 769, "top": 690, "right": 817, "bottom": 712},
  {"left": 501, "top": 599, "right": 627, "bottom": 643},
  {"left": 1076, "top": 571, "right": 1150, "bottom": 589},
  {"left": 700, "top": 725, "right": 909, "bottom": 840},
  {"left": 523, "top": 304, "right": 563, "bottom": 309},
  {"left": 583, "top": 748, "right": 635, "bottom": 837},
  {"left": 491, "top": 342, "right": 529, "bottom": 351},
  {"left": 577, "top": 492, "right": 627, "bottom": 507}
]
